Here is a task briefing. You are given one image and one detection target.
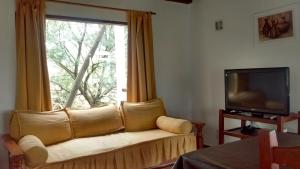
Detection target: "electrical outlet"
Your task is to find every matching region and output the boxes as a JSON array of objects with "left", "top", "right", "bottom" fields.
[{"left": 215, "top": 20, "right": 223, "bottom": 31}]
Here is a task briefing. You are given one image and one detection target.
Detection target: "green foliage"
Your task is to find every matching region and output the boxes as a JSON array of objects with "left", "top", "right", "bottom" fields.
[{"left": 46, "top": 19, "right": 119, "bottom": 109}]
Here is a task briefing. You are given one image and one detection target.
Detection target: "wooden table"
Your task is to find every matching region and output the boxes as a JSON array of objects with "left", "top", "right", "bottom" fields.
[{"left": 173, "top": 133, "right": 300, "bottom": 169}]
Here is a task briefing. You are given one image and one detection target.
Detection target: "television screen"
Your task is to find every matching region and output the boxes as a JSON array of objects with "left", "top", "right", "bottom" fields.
[{"left": 225, "top": 67, "right": 290, "bottom": 115}]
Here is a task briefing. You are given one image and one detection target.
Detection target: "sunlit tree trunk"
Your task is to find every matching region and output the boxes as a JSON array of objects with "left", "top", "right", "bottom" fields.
[{"left": 65, "top": 25, "right": 106, "bottom": 107}]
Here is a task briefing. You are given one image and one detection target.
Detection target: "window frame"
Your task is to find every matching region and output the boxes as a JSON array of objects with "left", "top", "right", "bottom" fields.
[
  {"left": 46, "top": 15, "right": 127, "bottom": 26},
  {"left": 45, "top": 15, "right": 128, "bottom": 109}
]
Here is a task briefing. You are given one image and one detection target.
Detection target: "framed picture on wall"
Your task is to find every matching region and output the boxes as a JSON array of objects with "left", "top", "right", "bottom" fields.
[{"left": 254, "top": 3, "right": 299, "bottom": 44}]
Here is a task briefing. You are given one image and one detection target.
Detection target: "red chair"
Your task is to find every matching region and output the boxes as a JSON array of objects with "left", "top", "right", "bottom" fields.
[{"left": 259, "top": 130, "right": 300, "bottom": 169}]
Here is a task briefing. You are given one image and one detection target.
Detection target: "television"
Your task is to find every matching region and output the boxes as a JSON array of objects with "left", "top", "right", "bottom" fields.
[{"left": 225, "top": 67, "right": 290, "bottom": 116}]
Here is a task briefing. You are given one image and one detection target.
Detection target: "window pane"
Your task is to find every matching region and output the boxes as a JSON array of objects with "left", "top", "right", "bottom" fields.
[{"left": 46, "top": 19, "right": 127, "bottom": 110}]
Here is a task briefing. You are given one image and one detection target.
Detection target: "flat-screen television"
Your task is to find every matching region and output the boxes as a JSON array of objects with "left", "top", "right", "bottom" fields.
[{"left": 225, "top": 67, "right": 290, "bottom": 116}]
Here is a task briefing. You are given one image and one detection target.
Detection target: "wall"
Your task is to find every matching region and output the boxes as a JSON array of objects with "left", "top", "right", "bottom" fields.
[
  {"left": 0, "top": 0, "right": 16, "bottom": 168},
  {"left": 2, "top": 0, "right": 299, "bottom": 167},
  {"left": 191, "top": 0, "right": 300, "bottom": 145},
  {"left": 46, "top": 0, "right": 193, "bottom": 118},
  {"left": 0, "top": 0, "right": 192, "bottom": 168}
]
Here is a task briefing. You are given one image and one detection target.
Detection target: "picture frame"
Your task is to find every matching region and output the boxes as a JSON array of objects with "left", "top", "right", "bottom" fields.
[{"left": 254, "top": 3, "right": 299, "bottom": 44}]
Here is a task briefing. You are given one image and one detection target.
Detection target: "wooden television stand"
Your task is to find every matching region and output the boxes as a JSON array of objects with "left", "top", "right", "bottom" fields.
[{"left": 219, "top": 109, "right": 300, "bottom": 144}]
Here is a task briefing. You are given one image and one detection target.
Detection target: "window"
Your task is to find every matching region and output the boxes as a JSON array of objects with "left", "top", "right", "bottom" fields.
[{"left": 46, "top": 17, "right": 127, "bottom": 110}]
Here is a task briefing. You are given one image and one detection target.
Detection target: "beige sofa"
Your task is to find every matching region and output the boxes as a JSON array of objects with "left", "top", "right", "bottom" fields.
[{"left": 2, "top": 99, "right": 204, "bottom": 169}]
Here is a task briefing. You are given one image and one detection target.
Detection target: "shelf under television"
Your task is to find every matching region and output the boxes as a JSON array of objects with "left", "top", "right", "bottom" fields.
[
  {"left": 224, "top": 127, "right": 299, "bottom": 140},
  {"left": 224, "top": 127, "right": 264, "bottom": 139},
  {"left": 223, "top": 112, "right": 299, "bottom": 124},
  {"left": 219, "top": 109, "right": 300, "bottom": 144}
]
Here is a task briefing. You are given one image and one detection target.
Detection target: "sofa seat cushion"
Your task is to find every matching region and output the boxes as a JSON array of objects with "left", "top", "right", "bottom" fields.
[{"left": 40, "top": 129, "right": 196, "bottom": 169}]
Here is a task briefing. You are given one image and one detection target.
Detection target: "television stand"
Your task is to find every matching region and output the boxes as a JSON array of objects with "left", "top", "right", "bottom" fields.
[
  {"left": 250, "top": 113, "right": 264, "bottom": 118},
  {"left": 241, "top": 123, "right": 257, "bottom": 135},
  {"left": 219, "top": 109, "right": 300, "bottom": 144}
]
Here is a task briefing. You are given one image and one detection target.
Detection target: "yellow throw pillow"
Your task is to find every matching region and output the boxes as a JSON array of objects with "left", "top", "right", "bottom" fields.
[
  {"left": 18, "top": 135, "right": 48, "bottom": 168},
  {"left": 156, "top": 116, "right": 193, "bottom": 134},
  {"left": 121, "top": 99, "right": 166, "bottom": 131},
  {"left": 10, "top": 110, "right": 72, "bottom": 145},
  {"left": 67, "top": 105, "right": 124, "bottom": 138}
]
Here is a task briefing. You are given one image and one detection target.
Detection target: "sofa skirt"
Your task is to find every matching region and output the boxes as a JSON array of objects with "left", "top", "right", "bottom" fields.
[{"left": 33, "top": 133, "right": 196, "bottom": 169}]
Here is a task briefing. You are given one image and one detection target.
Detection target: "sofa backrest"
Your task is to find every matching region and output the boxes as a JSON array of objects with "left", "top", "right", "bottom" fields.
[
  {"left": 9, "top": 110, "right": 72, "bottom": 146},
  {"left": 9, "top": 100, "right": 166, "bottom": 145},
  {"left": 66, "top": 105, "right": 124, "bottom": 138},
  {"left": 120, "top": 99, "right": 166, "bottom": 131},
  {"left": 10, "top": 105, "right": 125, "bottom": 145}
]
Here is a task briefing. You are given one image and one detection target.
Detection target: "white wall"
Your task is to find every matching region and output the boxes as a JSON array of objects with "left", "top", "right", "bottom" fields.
[
  {"left": 48, "top": 0, "right": 194, "bottom": 119},
  {"left": 191, "top": 0, "right": 300, "bottom": 145},
  {"left": 2, "top": 0, "right": 299, "bottom": 167},
  {"left": 0, "top": 0, "right": 192, "bottom": 168},
  {"left": 0, "top": 0, "right": 16, "bottom": 168}
]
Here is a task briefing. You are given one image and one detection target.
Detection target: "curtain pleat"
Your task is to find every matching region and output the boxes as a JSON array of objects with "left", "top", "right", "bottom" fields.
[
  {"left": 127, "top": 11, "right": 157, "bottom": 102},
  {"left": 15, "top": 0, "right": 52, "bottom": 111}
]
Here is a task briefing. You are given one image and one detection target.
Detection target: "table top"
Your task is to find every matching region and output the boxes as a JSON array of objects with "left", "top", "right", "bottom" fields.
[{"left": 173, "top": 133, "right": 300, "bottom": 169}]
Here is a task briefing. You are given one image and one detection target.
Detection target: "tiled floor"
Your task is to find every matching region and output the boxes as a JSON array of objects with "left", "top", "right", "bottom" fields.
[{"left": 149, "top": 161, "right": 175, "bottom": 169}]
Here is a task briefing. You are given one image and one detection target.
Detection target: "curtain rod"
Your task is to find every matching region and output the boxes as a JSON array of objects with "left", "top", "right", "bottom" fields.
[{"left": 46, "top": 0, "right": 156, "bottom": 15}]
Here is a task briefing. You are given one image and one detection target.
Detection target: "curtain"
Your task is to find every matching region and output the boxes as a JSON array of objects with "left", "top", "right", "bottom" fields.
[
  {"left": 15, "top": 0, "right": 52, "bottom": 111},
  {"left": 127, "top": 11, "right": 157, "bottom": 102}
]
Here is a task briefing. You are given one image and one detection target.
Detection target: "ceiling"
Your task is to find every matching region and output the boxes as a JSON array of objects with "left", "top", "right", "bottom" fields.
[{"left": 165, "top": 0, "right": 192, "bottom": 4}]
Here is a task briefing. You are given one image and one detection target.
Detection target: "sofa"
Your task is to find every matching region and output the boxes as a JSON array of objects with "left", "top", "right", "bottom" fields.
[{"left": 2, "top": 99, "right": 204, "bottom": 169}]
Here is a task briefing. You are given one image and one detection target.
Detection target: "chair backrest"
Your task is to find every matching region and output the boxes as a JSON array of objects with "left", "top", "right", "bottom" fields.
[{"left": 259, "top": 130, "right": 300, "bottom": 169}]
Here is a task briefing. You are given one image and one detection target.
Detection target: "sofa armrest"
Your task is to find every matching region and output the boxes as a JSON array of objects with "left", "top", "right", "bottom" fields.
[
  {"left": 1, "top": 134, "right": 25, "bottom": 169},
  {"left": 18, "top": 135, "right": 48, "bottom": 168},
  {"left": 157, "top": 116, "right": 193, "bottom": 134},
  {"left": 191, "top": 122, "right": 205, "bottom": 149}
]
